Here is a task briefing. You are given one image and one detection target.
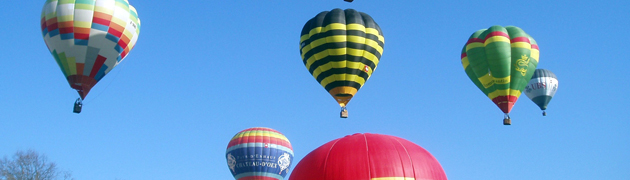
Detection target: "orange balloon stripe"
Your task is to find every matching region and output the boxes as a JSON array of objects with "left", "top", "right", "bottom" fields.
[
  {"left": 92, "top": 12, "right": 112, "bottom": 25},
  {"left": 76, "top": 63, "right": 85, "bottom": 76},
  {"left": 107, "top": 23, "right": 125, "bottom": 37},
  {"left": 74, "top": 28, "right": 91, "bottom": 40},
  {"left": 227, "top": 136, "right": 292, "bottom": 150}
]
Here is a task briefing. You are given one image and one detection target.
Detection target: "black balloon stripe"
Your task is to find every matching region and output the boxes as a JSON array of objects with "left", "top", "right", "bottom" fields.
[
  {"left": 301, "top": 29, "right": 384, "bottom": 49},
  {"left": 302, "top": 41, "right": 382, "bottom": 65},
  {"left": 315, "top": 68, "right": 369, "bottom": 83},
  {"left": 324, "top": 81, "right": 362, "bottom": 92},
  {"left": 307, "top": 55, "right": 376, "bottom": 74}
]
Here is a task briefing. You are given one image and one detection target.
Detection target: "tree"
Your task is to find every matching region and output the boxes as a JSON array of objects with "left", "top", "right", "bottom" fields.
[{"left": 0, "top": 150, "right": 74, "bottom": 180}]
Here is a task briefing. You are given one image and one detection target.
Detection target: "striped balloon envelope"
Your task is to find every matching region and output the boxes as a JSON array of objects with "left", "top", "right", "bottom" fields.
[
  {"left": 460, "top": 25, "right": 539, "bottom": 125},
  {"left": 299, "top": 8, "right": 384, "bottom": 118},
  {"left": 226, "top": 127, "right": 294, "bottom": 180},
  {"left": 41, "top": 0, "right": 141, "bottom": 100},
  {"left": 289, "top": 133, "right": 447, "bottom": 180},
  {"left": 524, "top": 69, "right": 558, "bottom": 116}
]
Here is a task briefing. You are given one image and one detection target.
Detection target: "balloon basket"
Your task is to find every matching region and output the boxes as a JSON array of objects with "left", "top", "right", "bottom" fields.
[
  {"left": 542, "top": 111, "right": 547, "bottom": 116},
  {"left": 340, "top": 109, "right": 348, "bottom": 118},
  {"left": 503, "top": 118, "right": 511, "bottom": 125},
  {"left": 73, "top": 98, "right": 82, "bottom": 114}
]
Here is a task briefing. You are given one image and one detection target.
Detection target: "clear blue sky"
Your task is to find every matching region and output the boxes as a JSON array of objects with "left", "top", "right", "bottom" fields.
[{"left": 1, "top": 0, "right": 629, "bottom": 179}]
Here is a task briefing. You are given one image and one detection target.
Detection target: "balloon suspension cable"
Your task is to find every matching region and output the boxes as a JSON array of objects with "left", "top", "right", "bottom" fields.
[
  {"left": 83, "top": 62, "right": 126, "bottom": 105},
  {"left": 340, "top": 106, "right": 348, "bottom": 118}
]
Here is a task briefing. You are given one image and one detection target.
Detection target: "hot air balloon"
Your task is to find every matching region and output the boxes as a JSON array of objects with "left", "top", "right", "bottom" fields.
[
  {"left": 299, "top": 8, "right": 384, "bottom": 118},
  {"left": 460, "top": 25, "right": 539, "bottom": 125},
  {"left": 226, "top": 127, "right": 294, "bottom": 180},
  {"left": 289, "top": 133, "right": 447, "bottom": 180},
  {"left": 524, "top": 69, "right": 558, "bottom": 116},
  {"left": 41, "top": 0, "right": 141, "bottom": 113}
]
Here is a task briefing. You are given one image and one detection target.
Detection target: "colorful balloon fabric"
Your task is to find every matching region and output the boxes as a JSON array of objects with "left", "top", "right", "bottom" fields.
[
  {"left": 226, "top": 127, "right": 294, "bottom": 180},
  {"left": 524, "top": 69, "right": 558, "bottom": 116},
  {"left": 299, "top": 8, "right": 384, "bottom": 108},
  {"left": 460, "top": 25, "right": 539, "bottom": 119},
  {"left": 41, "top": 0, "right": 141, "bottom": 99},
  {"left": 289, "top": 133, "right": 447, "bottom": 180}
]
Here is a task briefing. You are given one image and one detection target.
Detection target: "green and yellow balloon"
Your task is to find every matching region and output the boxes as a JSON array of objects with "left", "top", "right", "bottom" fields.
[
  {"left": 299, "top": 9, "right": 384, "bottom": 118},
  {"left": 460, "top": 26, "right": 539, "bottom": 125}
]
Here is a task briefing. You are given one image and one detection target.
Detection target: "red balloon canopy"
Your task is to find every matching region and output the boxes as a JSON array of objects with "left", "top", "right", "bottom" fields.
[{"left": 289, "top": 133, "right": 447, "bottom": 180}]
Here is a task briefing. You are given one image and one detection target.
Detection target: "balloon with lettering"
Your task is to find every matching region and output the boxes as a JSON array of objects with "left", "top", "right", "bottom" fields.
[
  {"left": 289, "top": 133, "right": 447, "bottom": 180},
  {"left": 524, "top": 69, "right": 558, "bottom": 116},
  {"left": 299, "top": 8, "right": 384, "bottom": 118},
  {"left": 41, "top": 0, "right": 141, "bottom": 100},
  {"left": 226, "top": 127, "right": 294, "bottom": 180},
  {"left": 460, "top": 25, "right": 539, "bottom": 125}
]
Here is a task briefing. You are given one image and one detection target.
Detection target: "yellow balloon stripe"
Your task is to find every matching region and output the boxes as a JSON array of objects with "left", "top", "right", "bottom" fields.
[
  {"left": 305, "top": 48, "right": 379, "bottom": 71},
  {"left": 312, "top": 61, "right": 372, "bottom": 79},
  {"left": 94, "top": 5, "right": 113, "bottom": 14},
  {"left": 484, "top": 36, "right": 510, "bottom": 45},
  {"left": 478, "top": 74, "right": 494, "bottom": 88},
  {"left": 300, "top": 23, "right": 384, "bottom": 44},
  {"left": 320, "top": 74, "right": 366, "bottom": 88},
  {"left": 301, "top": 35, "right": 384, "bottom": 59},
  {"left": 494, "top": 76, "right": 511, "bottom": 84},
  {"left": 75, "top": 4, "right": 94, "bottom": 10},
  {"left": 230, "top": 130, "right": 290, "bottom": 142},
  {"left": 465, "top": 42, "right": 484, "bottom": 52},
  {"left": 366, "top": 28, "right": 385, "bottom": 43},
  {"left": 58, "top": 52, "right": 70, "bottom": 77},
  {"left": 461, "top": 56, "right": 470, "bottom": 69},
  {"left": 530, "top": 49, "right": 540, "bottom": 63},
  {"left": 510, "top": 42, "right": 531, "bottom": 49},
  {"left": 58, "top": 15, "right": 73, "bottom": 22},
  {"left": 67, "top": 57, "right": 77, "bottom": 76},
  {"left": 111, "top": 17, "right": 127, "bottom": 27},
  {"left": 488, "top": 89, "right": 522, "bottom": 99},
  {"left": 74, "top": 21, "right": 92, "bottom": 28}
]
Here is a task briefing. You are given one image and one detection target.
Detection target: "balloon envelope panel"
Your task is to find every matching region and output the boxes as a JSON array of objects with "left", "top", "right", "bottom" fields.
[
  {"left": 299, "top": 8, "right": 384, "bottom": 107},
  {"left": 289, "top": 133, "right": 446, "bottom": 180},
  {"left": 41, "top": 0, "right": 141, "bottom": 99},
  {"left": 226, "top": 127, "right": 294, "bottom": 180}
]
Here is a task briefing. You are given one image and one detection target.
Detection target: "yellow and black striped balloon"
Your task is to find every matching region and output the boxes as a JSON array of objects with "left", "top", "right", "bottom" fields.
[{"left": 299, "top": 8, "right": 384, "bottom": 107}]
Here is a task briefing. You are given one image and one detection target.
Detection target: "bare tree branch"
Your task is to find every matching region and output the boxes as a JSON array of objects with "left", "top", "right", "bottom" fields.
[{"left": 0, "top": 150, "right": 74, "bottom": 180}]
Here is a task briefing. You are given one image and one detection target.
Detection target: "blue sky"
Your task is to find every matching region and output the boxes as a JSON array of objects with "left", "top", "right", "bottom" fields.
[{"left": 1, "top": 0, "right": 629, "bottom": 179}]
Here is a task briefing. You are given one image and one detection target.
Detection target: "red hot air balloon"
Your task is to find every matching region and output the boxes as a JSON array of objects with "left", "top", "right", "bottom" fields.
[{"left": 289, "top": 133, "right": 447, "bottom": 180}]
